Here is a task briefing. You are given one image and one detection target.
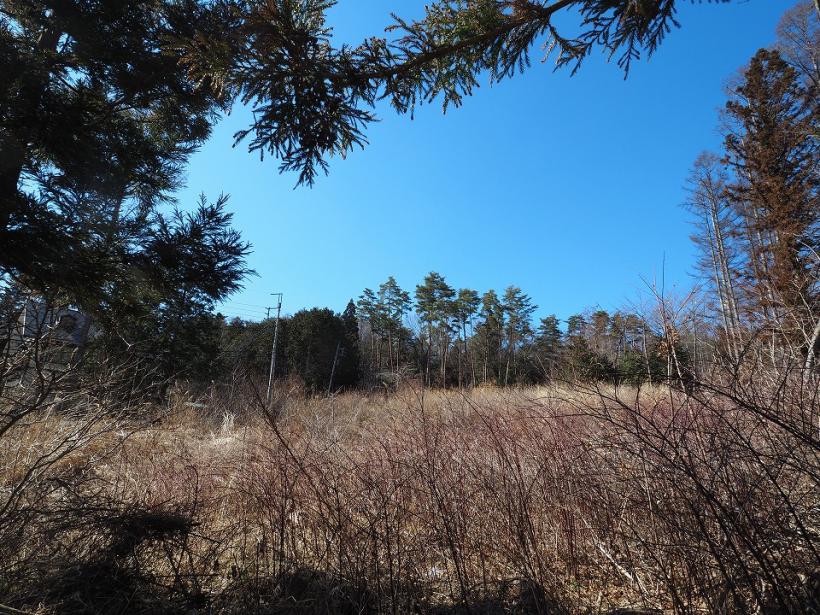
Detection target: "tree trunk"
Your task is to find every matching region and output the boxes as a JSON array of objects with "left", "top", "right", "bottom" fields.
[{"left": 704, "top": 208, "right": 737, "bottom": 361}]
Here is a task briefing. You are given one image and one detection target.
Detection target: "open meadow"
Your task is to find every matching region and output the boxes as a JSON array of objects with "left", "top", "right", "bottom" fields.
[{"left": 1, "top": 374, "right": 817, "bottom": 614}]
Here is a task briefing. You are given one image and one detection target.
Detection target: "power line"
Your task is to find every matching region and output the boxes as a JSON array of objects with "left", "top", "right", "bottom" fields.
[
  {"left": 220, "top": 311, "right": 267, "bottom": 320},
  {"left": 220, "top": 305, "right": 268, "bottom": 315},
  {"left": 222, "top": 301, "right": 270, "bottom": 310},
  {"left": 219, "top": 312, "right": 268, "bottom": 322}
]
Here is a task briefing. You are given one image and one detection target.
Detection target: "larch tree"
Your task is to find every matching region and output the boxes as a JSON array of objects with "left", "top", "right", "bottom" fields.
[
  {"left": 685, "top": 153, "right": 743, "bottom": 362},
  {"left": 723, "top": 48, "right": 819, "bottom": 363},
  {"left": 776, "top": 0, "right": 820, "bottom": 92}
]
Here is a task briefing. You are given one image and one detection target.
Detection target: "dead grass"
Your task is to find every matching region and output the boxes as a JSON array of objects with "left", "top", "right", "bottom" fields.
[{"left": 0, "top": 379, "right": 817, "bottom": 614}]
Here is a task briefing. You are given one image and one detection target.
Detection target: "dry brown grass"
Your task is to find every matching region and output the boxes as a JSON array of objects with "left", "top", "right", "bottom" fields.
[{"left": 0, "top": 376, "right": 818, "bottom": 614}]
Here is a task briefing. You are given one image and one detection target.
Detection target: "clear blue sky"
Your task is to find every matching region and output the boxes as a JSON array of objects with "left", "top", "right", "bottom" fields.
[{"left": 176, "top": 0, "right": 797, "bottom": 323}]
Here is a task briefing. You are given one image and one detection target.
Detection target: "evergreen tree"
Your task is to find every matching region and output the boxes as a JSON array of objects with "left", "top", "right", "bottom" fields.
[
  {"left": 378, "top": 277, "right": 412, "bottom": 375},
  {"left": 357, "top": 277, "right": 411, "bottom": 378},
  {"left": 565, "top": 336, "right": 616, "bottom": 383},
  {"left": 92, "top": 194, "right": 252, "bottom": 381},
  {"left": 341, "top": 299, "right": 361, "bottom": 384},
  {"left": 501, "top": 286, "right": 536, "bottom": 385},
  {"left": 723, "top": 48, "right": 819, "bottom": 358},
  {"left": 566, "top": 314, "right": 587, "bottom": 340},
  {"left": 452, "top": 288, "right": 480, "bottom": 387},
  {"left": 218, "top": 317, "right": 275, "bottom": 379},
  {"left": 475, "top": 290, "right": 505, "bottom": 385},
  {"left": 1, "top": 0, "right": 221, "bottom": 292},
  {"left": 616, "top": 347, "right": 665, "bottom": 386},
  {"left": 342, "top": 299, "right": 359, "bottom": 345},
  {"left": 563, "top": 312, "right": 615, "bottom": 382},
  {"left": 415, "top": 272, "right": 455, "bottom": 386},
  {"left": 285, "top": 308, "right": 358, "bottom": 393},
  {"left": 588, "top": 310, "right": 612, "bottom": 357},
  {"left": 534, "top": 315, "right": 562, "bottom": 380}
]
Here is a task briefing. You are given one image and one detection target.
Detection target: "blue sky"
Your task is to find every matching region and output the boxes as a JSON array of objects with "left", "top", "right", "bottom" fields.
[{"left": 176, "top": 0, "right": 796, "bottom": 323}]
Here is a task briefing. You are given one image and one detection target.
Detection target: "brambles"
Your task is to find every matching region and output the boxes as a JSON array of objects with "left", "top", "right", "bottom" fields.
[{"left": 0, "top": 365, "right": 816, "bottom": 614}]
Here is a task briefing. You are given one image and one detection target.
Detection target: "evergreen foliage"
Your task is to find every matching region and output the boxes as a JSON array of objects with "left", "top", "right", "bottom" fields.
[
  {"left": 285, "top": 307, "right": 358, "bottom": 393},
  {"left": 90, "top": 194, "right": 252, "bottom": 381}
]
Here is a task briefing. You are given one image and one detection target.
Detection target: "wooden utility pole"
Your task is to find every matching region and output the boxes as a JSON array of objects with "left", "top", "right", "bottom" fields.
[
  {"left": 266, "top": 293, "right": 283, "bottom": 405},
  {"left": 327, "top": 340, "right": 341, "bottom": 397}
]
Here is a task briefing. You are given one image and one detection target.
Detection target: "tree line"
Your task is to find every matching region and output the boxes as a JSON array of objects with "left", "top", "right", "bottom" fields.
[{"left": 211, "top": 273, "right": 690, "bottom": 394}]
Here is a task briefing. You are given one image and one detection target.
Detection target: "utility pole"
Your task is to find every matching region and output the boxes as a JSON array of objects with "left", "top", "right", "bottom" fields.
[
  {"left": 266, "top": 293, "right": 283, "bottom": 405},
  {"left": 326, "top": 340, "right": 341, "bottom": 398}
]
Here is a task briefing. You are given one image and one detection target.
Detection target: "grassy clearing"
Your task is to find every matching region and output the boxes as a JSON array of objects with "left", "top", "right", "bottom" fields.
[{"left": 0, "top": 380, "right": 817, "bottom": 614}]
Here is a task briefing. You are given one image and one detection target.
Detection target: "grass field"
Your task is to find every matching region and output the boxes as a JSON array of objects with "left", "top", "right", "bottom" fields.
[{"left": 1, "top": 379, "right": 817, "bottom": 614}]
